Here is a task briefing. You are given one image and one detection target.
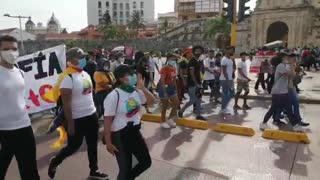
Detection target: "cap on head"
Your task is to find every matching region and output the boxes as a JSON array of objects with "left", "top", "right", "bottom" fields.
[
  {"left": 66, "top": 47, "right": 86, "bottom": 60},
  {"left": 114, "top": 65, "right": 133, "bottom": 80}
]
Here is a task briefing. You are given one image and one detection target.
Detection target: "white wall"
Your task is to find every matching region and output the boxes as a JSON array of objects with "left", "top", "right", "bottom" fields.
[
  {"left": 87, "top": 0, "right": 155, "bottom": 26},
  {"left": 1, "top": 29, "right": 36, "bottom": 41}
]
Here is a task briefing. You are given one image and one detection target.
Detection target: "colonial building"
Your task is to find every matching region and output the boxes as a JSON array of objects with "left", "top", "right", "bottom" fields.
[
  {"left": 237, "top": 0, "right": 320, "bottom": 52},
  {"left": 25, "top": 13, "right": 63, "bottom": 34}
]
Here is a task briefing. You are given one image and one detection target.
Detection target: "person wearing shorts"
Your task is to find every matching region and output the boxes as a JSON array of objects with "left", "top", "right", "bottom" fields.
[
  {"left": 157, "top": 54, "right": 179, "bottom": 128},
  {"left": 234, "top": 52, "right": 252, "bottom": 110}
]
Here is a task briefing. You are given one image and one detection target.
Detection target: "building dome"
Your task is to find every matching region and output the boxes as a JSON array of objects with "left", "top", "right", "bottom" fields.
[
  {"left": 47, "top": 13, "right": 60, "bottom": 26},
  {"left": 26, "top": 17, "right": 35, "bottom": 25}
]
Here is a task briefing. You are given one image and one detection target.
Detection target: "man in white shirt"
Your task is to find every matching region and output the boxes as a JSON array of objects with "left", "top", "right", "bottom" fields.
[
  {"left": 234, "top": 52, "right": 251, "bottom": 110},
  {"left": 0, "top": 35, "right": 40, "bottom": 180},
  {"left": 220, "top": 47, "right": 235, "bottom": 114},
  {"left": 203, "top": 50, "right": 217, "bottom": 101}
]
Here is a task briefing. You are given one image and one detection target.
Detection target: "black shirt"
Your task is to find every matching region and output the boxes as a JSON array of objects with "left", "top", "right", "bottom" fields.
[{"left": 187, "top": 58, "right": 201, "bottom": 87}]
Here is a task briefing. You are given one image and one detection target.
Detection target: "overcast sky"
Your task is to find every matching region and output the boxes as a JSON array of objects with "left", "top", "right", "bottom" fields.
[{"left": 0, "top": 0, "right": 256, "bottom": 31}]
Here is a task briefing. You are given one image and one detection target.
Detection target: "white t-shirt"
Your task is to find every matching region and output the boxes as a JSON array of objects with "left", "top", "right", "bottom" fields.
[
  {"left": 104, "top": 88, "right": 146, "bottom": 132},
  {"left": 237, "top": 60, "right": 248, "bottom": 81},
  {"left": 60, "top": 71, "right": 96, "bottom": 119},
  {"left": 203, "top": 57, "right": 215, "bottom": 80},
  {"left": 148, "top": 58, "right": 157, "bottom": 72},
  {"left": 0, "top": 66, "right": 30, "bottom": 130},
  {"left": 220, "top": 56, "right": 234, "bottom": 80}
]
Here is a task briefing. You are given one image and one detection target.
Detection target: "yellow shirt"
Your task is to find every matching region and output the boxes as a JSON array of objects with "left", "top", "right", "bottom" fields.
[{"left": 94, "top": 71, "right": 115, "bottom": 93}]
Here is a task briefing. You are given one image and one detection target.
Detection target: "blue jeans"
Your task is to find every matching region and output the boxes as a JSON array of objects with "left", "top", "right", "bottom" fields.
[
  {"left": 288, "top": 88, "right": 302, "bottom": 121},
  {"left": 263, "top": 94, "right": 299, "bottom": 125},
  {"left": 181, "top": 86, "right": 201, "bottom": 116},
  {"left": 220, "top": 80, "right": 235, "bottom": 110}
]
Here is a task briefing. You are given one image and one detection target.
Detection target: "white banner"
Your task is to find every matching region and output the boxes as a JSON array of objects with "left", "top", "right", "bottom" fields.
[{"left": 16, "top": 45, "right": 66, "bottom": 114}]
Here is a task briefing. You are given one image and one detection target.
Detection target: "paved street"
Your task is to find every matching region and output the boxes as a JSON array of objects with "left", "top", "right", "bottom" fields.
[{"left": 5, "top": 98, "right": 320, "bottom": 180}]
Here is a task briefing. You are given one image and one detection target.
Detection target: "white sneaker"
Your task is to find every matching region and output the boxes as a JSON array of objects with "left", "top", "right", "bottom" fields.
[
  {"left": 161, "top": 122, "right": 171, "bottom": 129},
  {"left": 220, "top": 109, "right": 231, "bottom": 115},
  {"left": 167, "top": 119, "right": 176, "bottom": 127},
  {"left": 292, "top": 125, "right": 305, "bottom": 133},
  {"left": 264, "top": 90, "right": 269, "bottom": 94},
  {"left": 259, "top": 123, "right": 270, "bottom": 130}
]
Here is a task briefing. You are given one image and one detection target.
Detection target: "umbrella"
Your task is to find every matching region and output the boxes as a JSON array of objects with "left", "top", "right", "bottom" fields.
[{"left": 112, "top": 46, "right": 125, "bottom": 52}]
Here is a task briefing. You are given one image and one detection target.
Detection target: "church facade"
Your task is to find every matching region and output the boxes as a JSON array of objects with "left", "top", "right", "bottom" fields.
[
  {"left": 25, "top": 13, "right": 62, "bottom": 35},
  {"left": 237, "top": 0, "right": 320, "bottom": 52}
]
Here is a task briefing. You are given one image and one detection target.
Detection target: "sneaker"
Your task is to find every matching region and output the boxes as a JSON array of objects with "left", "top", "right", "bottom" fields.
[
  {"left": 242, "top": 105, "right": 252, "bottom": 110},
  {"left": 263, "top": 90, "right": 268, "bottom": 94},
  {"left": 233, "top": 105, "right": 242, "bottom": 110},
  {"left": 167, "top": 119, "right": 177, "bottom": 127},
  {"left": 259, "top": 123, "right": 270, "bottom": 130},
  {"left": 178, "top": 111, "right": 183, "bottom": 118},
  {"left": 292, "top": 125, "right": 305, "bottom": 133},
  {"left": 255, "top": 89, "right": 260, "bottom": 93},
  {"left": 220, "top": 109, "right": 231, "bottom": 115},
  {"left": 161, "top": 122, "right": 171, "bottom": 129},
  {"left": 272, "top": 120, "right": 286, "bottom": 126},
  {"left": 48, "top": 158, "right": 59, "bottom": 179},
  {"left": 300, "top": 121, "right": 310, "bottom": 127},
  {"left": 89, "top": 170, "right": 109, "bottom": 180},
  {"left": 196, "top": 116, "right": 207, "bottom": 121}
]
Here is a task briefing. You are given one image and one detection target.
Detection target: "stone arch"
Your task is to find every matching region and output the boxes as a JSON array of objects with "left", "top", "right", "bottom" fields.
[{"left": 266, "top": 21, "right": 289, "bottom": 45}]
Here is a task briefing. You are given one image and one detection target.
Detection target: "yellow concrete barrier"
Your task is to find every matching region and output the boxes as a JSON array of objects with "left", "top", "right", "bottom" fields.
[
  {"left": 176, "top": 118, "right": 209, "bottom": 130},
  {"left": 213, "top": 123, "right": 255, "bottom": 136},
  {"left": 262, "top": 129, "right": 310, "bottom": 144},
  {"left": 141, "top": 114, "right": 163, "bottom": 123}
]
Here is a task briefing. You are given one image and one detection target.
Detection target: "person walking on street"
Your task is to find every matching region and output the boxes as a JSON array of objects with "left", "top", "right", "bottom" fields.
[
  {"left": 0, "top": 35, "right": 40, "bottom": 180},
  {"left": 255, "top": 59, "right": 269, "bottom": 94},
  {"left": 157, "top": 54, "right": 179, "bottom": 129},
  {"left": 234, "top": 52, "right": 252, "bottom": 110},
  {"left": 220, "top": 47, "right": 235, "bottom": 114},
  {"left": 48, "top": 47, "right": 108, "bottom": 180},
  {"left": 104, "top": 65, "right": 155, "bottom": 180},
  {"left": 178, "top": 46, "right": 207, "bottom": 120},
  {"left": 203, "top": 50, "right": 218, "bottom": 102}
]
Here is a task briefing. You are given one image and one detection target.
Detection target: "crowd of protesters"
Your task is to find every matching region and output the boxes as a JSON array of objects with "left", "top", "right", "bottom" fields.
[{"left": 0, "top": 34, "right": 316, "bottom": 180}]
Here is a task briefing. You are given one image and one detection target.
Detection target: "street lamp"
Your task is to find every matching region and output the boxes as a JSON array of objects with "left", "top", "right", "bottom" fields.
[{"left": 3, "top": 13, "right": 31, "bottom": 53}]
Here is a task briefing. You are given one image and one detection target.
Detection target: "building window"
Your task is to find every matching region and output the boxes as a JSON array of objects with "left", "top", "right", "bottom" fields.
[
  {"left": 120, "top": 3, "right": 123, "bottom": 10},
  {"left": 133, "top": 1, "right": 136, "bottom": 9},
  {"left": 120, "top": 11, "right": 124, "bottom": 18},
  {"left": 140, "top": 10, "right": 144, "bottom": 16},
  {"left": 106, "top": 1, "right": 109, "bottom": 7},
  {"left": 140, "top": 1, "right": 144, "bottom": 8},
  {"left": 126, "top": 3, "right": 130, "bottom": 10},
  {"left": 98, "top": 9, "right": 102, "bottom": 16},
  {"left": 98, "top": 1, "right": 101, "bottom": 8},
  {"left": 113, "top": 11, "right": 117, "bottom": 17},
  {"left": 126, "top": 19, "right": 130, "bottom": 24},
  {"left": 113, "top": 3, "right": 117, "bottom": 10},
  {"left": 99, "top": 18, "right": 103, "bottom": 24},
  {"left": 126, "top": 11, "right": 130, "bottom": 18},
  {"left": 120, "top": 19, "right": 124, "bottom": 25}
]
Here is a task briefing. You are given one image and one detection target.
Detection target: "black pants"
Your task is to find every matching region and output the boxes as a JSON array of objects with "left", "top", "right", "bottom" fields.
[
  {"left": 0, "top": 126, "right": 40, "bottom": 180},
  {"left": 94, "top": 90, "right": 111, "bottom": 118},
  {"left": 255, "top": 73, "right": 266, "bottom": 90},
  {"left": 267, "top": 74, "right": 275, "bottom": 94},
  {"left": 112, "top": 123, "right": 151, "bottom": 180},
  {"left": 51, "top": 113, "right": 99, "bottom": 172}
]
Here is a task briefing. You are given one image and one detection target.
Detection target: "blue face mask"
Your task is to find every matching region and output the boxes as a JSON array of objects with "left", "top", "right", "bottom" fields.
[
  {"left": 167, "top": 60, "right": 176, "bottom": 67},
  {"left": 128, "top": 74, "right": 137, "bottom": 87},
  {"left": 77, "top": 58, "right": 87, "bottom": 69}
]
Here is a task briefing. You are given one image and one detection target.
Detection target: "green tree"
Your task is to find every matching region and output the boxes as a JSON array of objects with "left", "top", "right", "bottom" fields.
[
  {"left": 160, "top": 19, "right": 169, "bottom": 34},
  {"left": 101, "top": 11, "right": 112, "bottom": 26},
  {"left": 203, "top": 17, "right": 231, "bottom": 40},
  {"left": 128, "top": 10, "right": 146, "bottom": 31},
  {"left": 101, "top": 25, "right": 127, "bottom": 40}
]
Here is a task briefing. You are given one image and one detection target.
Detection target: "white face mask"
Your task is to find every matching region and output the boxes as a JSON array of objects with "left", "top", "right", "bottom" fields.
[
  {"left": 119, "top": 57, "right": 125, "bottom": 63},
  {"left": 0, "top": 50, "right": 19, "bottom": 64}
]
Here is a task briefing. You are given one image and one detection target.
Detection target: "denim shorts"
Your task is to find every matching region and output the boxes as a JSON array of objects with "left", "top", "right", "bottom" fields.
[{"left": 157, "top": 84, "right": 176, "bottom": 98}]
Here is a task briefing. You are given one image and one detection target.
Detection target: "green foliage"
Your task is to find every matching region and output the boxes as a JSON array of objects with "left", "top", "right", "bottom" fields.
[
  {"left": 128, "top": 11, "right": 146, "bottom": 30},
  {"left": 160, "top": 19, "right": 169, "bottom": 33},
  {"left": 100, "top": 25, "right": 127, "bottom": 40},
  {"left": 203, "top": 17, "right": 231, "bottom": 40},
  {"left": 101, "top": 11, "right": 112, "bottom": 26}
]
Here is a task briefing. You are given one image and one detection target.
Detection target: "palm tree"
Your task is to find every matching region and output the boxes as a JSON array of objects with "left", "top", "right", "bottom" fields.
[
  {"left": 101, "top": 11, "right": 112, "bottom": 26},
  {"left": 101, "top": 25, "right": 127, "bottom": 40},
  {"left": 128, "top": 10, "right": 146, "bottom": 31},
  {"left": 203, "top": 17, "right": 231, "bottom": 40}
]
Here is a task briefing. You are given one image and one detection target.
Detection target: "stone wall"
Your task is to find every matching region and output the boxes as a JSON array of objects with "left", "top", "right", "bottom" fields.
[{"left": 22, "top": 38, "right": 215, "bottom": 55}]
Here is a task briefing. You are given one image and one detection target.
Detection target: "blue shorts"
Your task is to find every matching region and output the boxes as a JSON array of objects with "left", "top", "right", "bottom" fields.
[{"left": 157, "top": 84, "right": 176, "bottom": 99}]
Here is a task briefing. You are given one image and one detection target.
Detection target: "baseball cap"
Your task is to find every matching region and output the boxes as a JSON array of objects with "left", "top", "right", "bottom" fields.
[{"left": 66, "top": 47, "right": 86, "bottom": 59}]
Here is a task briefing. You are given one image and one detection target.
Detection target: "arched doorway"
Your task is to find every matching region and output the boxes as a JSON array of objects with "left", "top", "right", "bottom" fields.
[{"left": 267, "top": 21, "right": 289, "bottom": 46}]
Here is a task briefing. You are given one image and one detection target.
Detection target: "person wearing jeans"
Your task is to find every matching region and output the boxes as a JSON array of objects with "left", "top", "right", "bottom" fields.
[
  {"left": 220, "top": 80, "right": 235, "bottom": 111},
  {"left": 104, "top": 65, "right": 156, "bottom": 180},
  {"left": 0, "top": 35, "right": 40, "bottom": 180},
  {"left": 48, "top": 48, "right": 108, "bottom": 180}
]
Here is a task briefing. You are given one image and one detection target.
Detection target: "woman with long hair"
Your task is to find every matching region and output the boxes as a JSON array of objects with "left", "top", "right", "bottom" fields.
[
  {"left": 104, "top": 65, "right": 156, "bottom": 180},
  {"left": 157, "top": 54, "right": 180, "bottom": 128}
]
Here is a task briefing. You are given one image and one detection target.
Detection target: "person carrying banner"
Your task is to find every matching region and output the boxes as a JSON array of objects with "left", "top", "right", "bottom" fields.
[
  {"left": 104, "top": 65, "right": 155, "bottom": 180},
  {"left": 0, "top": 35, "right": 40, "bottom": 180},
  {"left": 47, "top": 47, "right": 108, "bottom": 180}
]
